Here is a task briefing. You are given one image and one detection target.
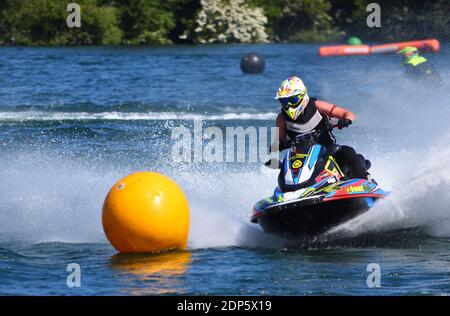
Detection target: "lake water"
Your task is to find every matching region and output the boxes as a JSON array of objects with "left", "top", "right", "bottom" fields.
[{"left": 0, "top": 43, "right": 449, "bottom": 295}]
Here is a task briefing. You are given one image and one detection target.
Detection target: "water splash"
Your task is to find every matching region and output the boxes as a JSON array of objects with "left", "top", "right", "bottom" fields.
[
  {"left": 329, "top": 136, "right": 450, "bottom": 238},
  {"left": 0, "top": 151, "right": 121, "bottom": 243},
  {"left": 0, "top": 110, "right": 276, "bottom": 122},
  {"left": 0, "top": 149, "right": 281, "bottom": 247},
  {"left": 0, "top": 50, "right": 449, "bottom": 248}
]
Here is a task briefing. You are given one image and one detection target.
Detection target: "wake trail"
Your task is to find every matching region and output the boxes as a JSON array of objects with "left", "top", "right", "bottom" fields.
[{"left": 329, "top": 138, "right": 450, "bottom": 238}]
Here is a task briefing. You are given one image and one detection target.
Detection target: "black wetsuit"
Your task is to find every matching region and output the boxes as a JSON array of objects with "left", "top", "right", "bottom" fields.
[{"left": 281, "top": 97, "right": 368, "bottom": 179}]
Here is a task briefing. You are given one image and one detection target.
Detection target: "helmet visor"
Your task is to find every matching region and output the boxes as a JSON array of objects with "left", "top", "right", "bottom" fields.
[{"left": 279, "top": 94, "right": 304, "bottom": 109}]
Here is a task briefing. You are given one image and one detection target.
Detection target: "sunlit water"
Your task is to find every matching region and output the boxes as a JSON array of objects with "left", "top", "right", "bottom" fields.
[{"left": 0, "top": 44, "right": 449, "bottom": 295}]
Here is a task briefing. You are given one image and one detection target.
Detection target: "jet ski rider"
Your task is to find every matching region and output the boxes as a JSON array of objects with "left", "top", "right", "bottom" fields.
[
  {"left": 397, "top": 46, "right": 442, "bottom": 84},
  {"left": 273, "top": 76, "right": 368, "bottom": 180}
]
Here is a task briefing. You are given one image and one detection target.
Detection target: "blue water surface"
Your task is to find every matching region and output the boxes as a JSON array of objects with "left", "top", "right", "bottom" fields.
[{"left": 0, "top": 43, "right": 450, "bottom": 295}]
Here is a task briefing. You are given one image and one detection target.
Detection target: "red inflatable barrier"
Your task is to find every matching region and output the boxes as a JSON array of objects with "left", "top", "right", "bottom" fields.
[
  {"left": 319, "top": 39, "right": 440, "bottom": 57},
  {"left": 319, "top": 45, "right": 370, "bottom": 57},
  {"left": 370, "top": 39, "right": 440, "bottom": 54}
]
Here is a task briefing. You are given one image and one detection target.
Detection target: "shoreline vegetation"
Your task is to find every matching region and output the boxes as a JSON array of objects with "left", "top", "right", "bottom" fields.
[{"left": 0, "top": 0, "right": 449, "bottom": 46}]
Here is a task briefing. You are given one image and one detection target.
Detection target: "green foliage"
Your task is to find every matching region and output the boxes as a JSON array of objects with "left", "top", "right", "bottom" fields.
[
  {"left": 0, "top": 0, "right": 449, "bottom": 45},
  {"left": 0, "top": 0, "right": 65, "bottom": 45},
  {"left": 165, "top": 0, "right": 201, "bottom": 43},
  {"left": 117, "top": 0, "right": 175, "bottom": 44},
  {"left": 360, "top": 0, "right": 450, "bottom": 41},
  {"left": 284, "top": 0, "right": 341, "bottom": 42},
  {"left": 331, "top": 0, "right": 450, "bottom": 41},
  {"left": 247, "top": 0, "right": 283, "bottom": 39},
  {"left": 57, "top": 0, "right": 123, "bottom": 45},
  {"left": 0, "top": 0, "right": 122, "bottom": 45}
]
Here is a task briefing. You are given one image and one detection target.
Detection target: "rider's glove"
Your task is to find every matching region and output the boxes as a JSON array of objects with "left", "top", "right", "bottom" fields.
[{"left": 337, "top": 118, "right": 352, "bottom": 129}]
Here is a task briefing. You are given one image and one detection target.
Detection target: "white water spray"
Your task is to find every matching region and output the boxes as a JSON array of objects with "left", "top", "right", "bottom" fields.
[{"left": 330, "top": 134, "right": 450, "bottom": 238}]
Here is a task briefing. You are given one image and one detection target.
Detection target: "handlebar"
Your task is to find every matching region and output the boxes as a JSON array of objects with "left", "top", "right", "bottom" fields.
[
  {"left": 289, "top": 122, "right": 335, "bottom": 148},
  {"left": 290, "top": 130, "right": 319, "bottom": 145}
]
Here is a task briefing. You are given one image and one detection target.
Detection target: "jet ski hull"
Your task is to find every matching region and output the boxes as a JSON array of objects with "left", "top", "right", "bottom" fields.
[
  {"left": 252, "top": 195, "right": 379, "bottom": 238},
  {"left": 251, "top": 135, "right": 388, "bottom": 239}
]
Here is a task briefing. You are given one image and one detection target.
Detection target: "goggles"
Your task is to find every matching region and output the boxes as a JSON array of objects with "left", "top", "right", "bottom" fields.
[{"left": 279, "top": 94, "right": 305, "bottom": 109}]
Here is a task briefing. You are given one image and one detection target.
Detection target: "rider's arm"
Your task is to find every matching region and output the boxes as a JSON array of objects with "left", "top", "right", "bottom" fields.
[
  {"left": 316, "top": 100, "right": 356, "bottom": 121},
  {"left": 276, "top": 113, "right": 287, "bottom": 141},
  {"left": 270, "top": 113, "right": 288, "bottom": 152}
]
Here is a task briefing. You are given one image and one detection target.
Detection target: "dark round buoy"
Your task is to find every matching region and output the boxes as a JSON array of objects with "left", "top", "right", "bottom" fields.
[{"left": 240, "top": 53, "right": 265, "bottom": 74}]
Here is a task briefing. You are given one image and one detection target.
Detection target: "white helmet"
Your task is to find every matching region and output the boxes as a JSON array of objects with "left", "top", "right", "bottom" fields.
[{"left": 275, "top": 76, "right": 310, "bottom": 120}]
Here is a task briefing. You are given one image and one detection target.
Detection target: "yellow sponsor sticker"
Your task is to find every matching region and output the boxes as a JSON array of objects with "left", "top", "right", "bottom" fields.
[
  {"left": 345, "top": 185, "right": 366, "bottom": 193},
  {"left": 292, "top": 160, "right": 303, "bottom": 169},
  {"left": 290, "top": 153, "right": 309, "bottom": 160}
]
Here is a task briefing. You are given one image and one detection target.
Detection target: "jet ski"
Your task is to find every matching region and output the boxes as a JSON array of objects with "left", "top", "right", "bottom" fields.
[{"left": 251, "top": 127, "right": 388, "bottom": 238}]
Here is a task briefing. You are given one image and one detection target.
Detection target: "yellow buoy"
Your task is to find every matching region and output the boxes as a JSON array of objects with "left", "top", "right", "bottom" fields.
[{"left": 102, "top": 172, "right": 190, "bottom": 253}]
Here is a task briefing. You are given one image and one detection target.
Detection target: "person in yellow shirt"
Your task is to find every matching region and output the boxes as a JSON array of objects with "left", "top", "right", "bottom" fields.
[{"left": 397, "top": 46, "right": 442, "bottom": 84}]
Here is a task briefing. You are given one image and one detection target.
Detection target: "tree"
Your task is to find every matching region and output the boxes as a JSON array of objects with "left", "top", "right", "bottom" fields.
[
  {"left": 0, "top": 0, "right": 123, "bottom": 45},
  {"left": 331, "top": 0, "right": 450, "bottom": 42},
  {"left": 166, "top": 0, "right": 201, "bottom": 43},
  {"left": 117, "top": 0, "right": 175, "bottom": 44},
  {"left": 1, "top": 0, "right": 449, "bottom": 45},
  {"left": 277, "top": 0, "right": 340, "bottom": 42},
  {"left": 60, "top": 0, "right": 123, "bottom": 45},
  {"left": 247, "top": 0, "right": 283, "bottom": 41},
  {"left": 191, "top": 0, "right": 269, "bottom": 44}
]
